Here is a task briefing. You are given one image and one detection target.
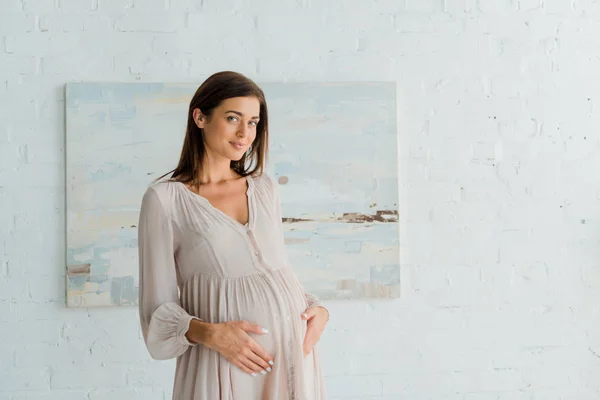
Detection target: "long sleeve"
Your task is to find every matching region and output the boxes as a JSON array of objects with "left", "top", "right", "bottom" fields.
[
  {"left": 138, "top": 187, "right": 199, "bottom": 360},
  {"left": 263, "top": 173, "right": 327, "bottom": 310}
]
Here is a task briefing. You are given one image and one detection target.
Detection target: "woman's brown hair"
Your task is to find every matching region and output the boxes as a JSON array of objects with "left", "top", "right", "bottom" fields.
[{"left": 158, "top": 71, "right": 269, "bottom": 186}]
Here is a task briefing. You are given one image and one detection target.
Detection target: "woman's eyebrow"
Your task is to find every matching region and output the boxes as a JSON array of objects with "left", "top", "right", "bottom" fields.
[{"left": 225, "top": 110, "right": 260, "bottom": 119}]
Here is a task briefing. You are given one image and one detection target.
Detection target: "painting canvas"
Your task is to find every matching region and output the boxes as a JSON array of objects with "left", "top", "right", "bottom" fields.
[{"left": 65, "top": 82, "right": 399, "bottom": 308}]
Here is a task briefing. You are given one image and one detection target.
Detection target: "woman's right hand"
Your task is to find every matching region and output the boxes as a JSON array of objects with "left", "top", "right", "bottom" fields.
[{"left": 192, "top": 320, "right": 274, "bottom": 375}]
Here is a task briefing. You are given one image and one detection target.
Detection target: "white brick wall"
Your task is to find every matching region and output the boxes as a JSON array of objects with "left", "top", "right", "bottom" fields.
[{"left": 1, "top": 0, "right": 600, "bottom": 398}]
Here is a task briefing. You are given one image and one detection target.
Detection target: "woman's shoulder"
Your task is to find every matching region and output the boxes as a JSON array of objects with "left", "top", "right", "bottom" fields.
[
  {"left": 141, "top": 179, "right": 180, "bottom": 211},
  {"left": 248, "top": 171, "right": 279, "bottom": 195},
  {"left": 144, "top": 178, "right": 179, "bottom": 196}
]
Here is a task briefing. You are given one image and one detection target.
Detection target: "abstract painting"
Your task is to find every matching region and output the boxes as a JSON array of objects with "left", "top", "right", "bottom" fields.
[{"left": 65, "top": 81, "right": 399, "bottom": 307}]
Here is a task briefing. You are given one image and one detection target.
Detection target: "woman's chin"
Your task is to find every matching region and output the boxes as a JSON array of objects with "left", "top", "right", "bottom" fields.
[
  {"left": 212, "top": 146, "right": 247, "bottom": 162},
  {"left": 228, "top": 151, "right": 246, "bottom": 162}
]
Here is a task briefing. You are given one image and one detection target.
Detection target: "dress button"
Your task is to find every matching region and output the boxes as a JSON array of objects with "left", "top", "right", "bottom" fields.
[{"left": 254, "top": 250, "right": 259, "bottom": 255}]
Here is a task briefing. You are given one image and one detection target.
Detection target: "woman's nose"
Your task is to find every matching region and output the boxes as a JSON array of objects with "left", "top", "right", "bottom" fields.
[{"left": 237, "top": 124, "right": 249, "bottom": 138}]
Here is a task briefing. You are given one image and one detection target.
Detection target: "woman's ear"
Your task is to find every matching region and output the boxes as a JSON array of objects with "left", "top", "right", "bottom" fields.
[{"left": 192, "top": 108, "right": 206, "bottom": 129}]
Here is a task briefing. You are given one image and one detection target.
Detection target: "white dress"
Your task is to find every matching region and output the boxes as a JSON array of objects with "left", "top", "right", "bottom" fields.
[{"left": 137, "top": 172, "right": 328, "bottom": 399}]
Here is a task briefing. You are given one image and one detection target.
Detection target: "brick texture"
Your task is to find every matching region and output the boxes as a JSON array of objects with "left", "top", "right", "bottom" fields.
[{"left": 1, "top": 0, "right": 600, "bottom": 398}]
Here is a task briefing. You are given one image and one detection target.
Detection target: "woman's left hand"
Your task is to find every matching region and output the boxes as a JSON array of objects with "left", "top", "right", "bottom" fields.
[{"left": 301, "top": 306, "right": 329, "bottom": 357}]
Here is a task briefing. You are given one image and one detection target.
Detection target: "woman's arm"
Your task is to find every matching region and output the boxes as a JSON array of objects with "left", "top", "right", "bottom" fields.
[{"left": 138, "top": 187, "right": 199, "bottom": 360}]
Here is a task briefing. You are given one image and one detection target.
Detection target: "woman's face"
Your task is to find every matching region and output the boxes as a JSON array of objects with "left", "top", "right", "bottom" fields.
[{"left": 195, "top": 96, "right": 260, "bottom": 162}]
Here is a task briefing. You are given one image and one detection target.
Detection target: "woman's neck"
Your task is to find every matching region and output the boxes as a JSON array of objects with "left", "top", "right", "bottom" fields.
[{"left": 196, "top": 159, "right": 238, "bottom": 185}]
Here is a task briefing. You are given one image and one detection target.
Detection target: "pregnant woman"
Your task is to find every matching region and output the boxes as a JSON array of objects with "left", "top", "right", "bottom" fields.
[{"left": 137, "top": 71, "right": 329, "bottom": 399}]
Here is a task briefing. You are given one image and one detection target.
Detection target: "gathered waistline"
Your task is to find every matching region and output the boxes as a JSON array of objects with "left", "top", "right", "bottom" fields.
[{"left": 180, "top": 266, "right": 293, "bottom": 287}]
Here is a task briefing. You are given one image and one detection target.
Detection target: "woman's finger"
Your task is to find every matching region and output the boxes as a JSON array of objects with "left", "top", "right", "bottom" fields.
[
  {"left": 246, "top": 349, "right": 273, "bottom": 373},
  {"left": 239, "top": 320, "right": 269, "bottom": 335},
  {"left": 303, "top": 327, "right": 316, "bottom": 355},
  {"left": 249, "top": 339, "right": 275, "bottom": 367},
  {"left": 303, "top": 343, "right": 314, "bottom": 356},
  {"left": 301, "top": 306, "right": 318, "bottom": 320},
  {"left": 234, "top": 356, "right": 257, "bottom": 374},
  {"left": 238, "top": 352, "right": 266, "bottom": 375}
]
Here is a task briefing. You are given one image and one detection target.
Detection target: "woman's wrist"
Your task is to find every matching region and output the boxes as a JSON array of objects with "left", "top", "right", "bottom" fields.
[{"left": 186, "top": 319, "right": 215, "bottom": 345}]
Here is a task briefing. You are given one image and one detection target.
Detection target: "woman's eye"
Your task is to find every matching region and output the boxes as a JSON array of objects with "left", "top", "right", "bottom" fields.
[
  {"left": 249, "top": 121, "right": 258, "bottom": 127},
  {"left": 227, "top": 116, "right": 238, "bottom": 122}
]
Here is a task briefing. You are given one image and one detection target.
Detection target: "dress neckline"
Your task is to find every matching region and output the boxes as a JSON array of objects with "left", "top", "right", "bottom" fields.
[{"left": 175, "top": 175, "right": 254, "bottom": 230}]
